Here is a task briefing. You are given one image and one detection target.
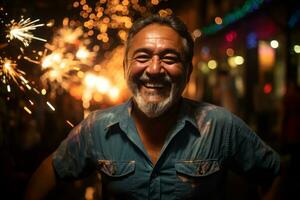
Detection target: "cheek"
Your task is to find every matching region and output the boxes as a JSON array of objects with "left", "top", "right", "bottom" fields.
[
  {"left": 126, "top": 63, "right": 146, "bottom": 78},
  {"left": 164, "top": 66, "right": 187, "bottom": 82}
]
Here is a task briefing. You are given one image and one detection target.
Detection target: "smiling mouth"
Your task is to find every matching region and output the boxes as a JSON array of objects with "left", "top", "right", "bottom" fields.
[{"left": 143, "top": 82, "right": 165, "bottom": 89}]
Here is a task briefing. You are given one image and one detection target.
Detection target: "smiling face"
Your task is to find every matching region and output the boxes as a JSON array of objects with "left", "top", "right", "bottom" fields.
[{"left": 125, "top": 24, "right": 191, "bottom": 118}]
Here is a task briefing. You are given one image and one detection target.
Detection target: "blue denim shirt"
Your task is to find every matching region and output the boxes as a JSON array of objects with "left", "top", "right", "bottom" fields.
[{"left": 53, "top": 98, "right": 280, "bottom": 200}]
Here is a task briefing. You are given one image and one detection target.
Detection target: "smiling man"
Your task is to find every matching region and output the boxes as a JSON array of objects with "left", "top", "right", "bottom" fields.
[
  {"left": 125, "top": 23, "right": 189, "bottom": 118},
  {"left": 25, "top": 14, "right": 280, "bottom": 200}
]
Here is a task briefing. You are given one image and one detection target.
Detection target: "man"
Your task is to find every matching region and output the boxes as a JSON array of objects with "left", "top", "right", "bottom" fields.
[{"left": 25, "top": 14, "right": 280, "bottom": 200}]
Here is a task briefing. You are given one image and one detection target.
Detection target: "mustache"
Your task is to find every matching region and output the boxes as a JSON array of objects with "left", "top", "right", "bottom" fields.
[{"left": 138, "top": 72, "right": 172, "bottom": 85}]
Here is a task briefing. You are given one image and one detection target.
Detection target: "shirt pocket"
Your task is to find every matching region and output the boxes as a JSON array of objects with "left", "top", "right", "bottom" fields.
[
  {"left": 97, "top": 160, "right": 135, "bottom": 177},
  {"left": 174, "top": 160, "right": 222, "bottom": 200},
  {"left": 97, "top": 160, "right": 136, "bottom": 197}
]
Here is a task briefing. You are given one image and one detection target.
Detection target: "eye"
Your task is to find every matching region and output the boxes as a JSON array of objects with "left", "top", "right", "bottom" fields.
[
  {"left": 134, "top": 54, "right": 151, "bottom": 63},
  {"left": 161, "top": 55, "right": 180, "bottom": 64}
]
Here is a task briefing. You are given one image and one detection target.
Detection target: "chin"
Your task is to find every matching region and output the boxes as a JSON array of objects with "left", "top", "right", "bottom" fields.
[
  {"left": 127, "top": 79, "right": 183, "bottom": 118},
  {"left": 142, "top": 95, "right": 167, "bottom": 104},
  {"left": 134, "top": 92, "right": 180, "bottom": 118},
  {"left": 137, "top": 101, "right": 171, "bottom": 118}
]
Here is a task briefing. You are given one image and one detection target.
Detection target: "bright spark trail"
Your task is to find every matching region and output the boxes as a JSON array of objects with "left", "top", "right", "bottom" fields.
[{"left": 6, "top": 18, "right": 47, "bottom": 46}]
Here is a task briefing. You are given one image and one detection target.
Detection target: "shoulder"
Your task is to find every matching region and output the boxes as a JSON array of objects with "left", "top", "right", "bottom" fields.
[
  {"left": 83, "top": 101, "right": 128, "bottom": 129},
  {"left": 185, "top": 99, "right": 256, "bottom": 141},
  {"left": 183, "top": 98, "right": 234, "bottom": 125},
  {"left": 70, "top": 103, "right": 128, "bottom": 136}
]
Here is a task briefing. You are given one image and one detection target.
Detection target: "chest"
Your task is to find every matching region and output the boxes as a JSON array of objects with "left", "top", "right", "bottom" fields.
[
  {"left": 96, "top": 133, "right": 224, "bottom": 200},
  {"left": 138, "top": 133, "right": 165, "bottom": 165}
]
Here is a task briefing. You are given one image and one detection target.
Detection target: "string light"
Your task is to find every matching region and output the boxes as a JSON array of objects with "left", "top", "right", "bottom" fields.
[
  {"left": 201, "top": 0, "right": 266, "bottom": 36},
  {"left": 270, "top": 40, "right": 279, "bottom": 49},
  {"left": 294, "top": 45, "right": 300, "bottom": 53},
  {"left": 214, "top": 17, "right": 223, "bottom": 25}
]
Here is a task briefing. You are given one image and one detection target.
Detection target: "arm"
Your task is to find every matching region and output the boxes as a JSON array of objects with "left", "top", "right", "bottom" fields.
[
  {"left": 24, "top": 154, "right": 57, "bottom": 200},
  {"left": 228, "top": 114, "right": 281, "bottom": 199},
  {"left": 24, "top": 112, "right": 97, "bottom": 200}
]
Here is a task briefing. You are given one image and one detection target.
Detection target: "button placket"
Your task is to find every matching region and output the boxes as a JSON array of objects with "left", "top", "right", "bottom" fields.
[
  {"left": 149, "top": 173, "right": 161, "bottom": 200},
  {"left": 151, "top": 170, "right": 159, "bottom": 179}
]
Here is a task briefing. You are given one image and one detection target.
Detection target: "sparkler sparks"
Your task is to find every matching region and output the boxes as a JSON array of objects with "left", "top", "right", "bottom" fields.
[
  {"left": 0, "top": 0, "right": 172, "bottom": 131},
  {"left": 39, "top": 19, "right": 98, "bottom": 96},
  {"left": 66, "top": 120, "right": 74, "bottom": 127},
  {"left": 0, "top": 57, "right": 37, "bottom": 95},
  {"left": 73, "top": 0, "right": 171, "bottom": 49},
  {"left": 7, "top": 85, "right": 11, "bottom": 92},
  {"left": 0, "top": 57, "right": 25, "bottom": 84},
  {"left": 24, "top": 106, "right": 32, "bottom": 114},
  {"left": 6, "top": 17, "right": 47, "bottom": 47},
  {"left": 38, "top": 1, "right": 171, "bottom": 111},
  {"left": 46, "top": 101, "right": 56, "bottom": 111}
]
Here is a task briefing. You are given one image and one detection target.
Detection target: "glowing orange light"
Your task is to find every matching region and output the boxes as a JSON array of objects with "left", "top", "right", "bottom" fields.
[
  {"left": 226, "top": 48, "right": 234, "bottom": 57},
  {"left": 258, "top": 41, "right": 275, "bottom": 71},
  {"left": 151, "top": 0, "right": 159, "bottom": 5},
  {"left": 215, "top": 17, "right": 223, "bottom": 25},
  {"left": 108, "top": 87, "right": 120, "bottom": 102}
]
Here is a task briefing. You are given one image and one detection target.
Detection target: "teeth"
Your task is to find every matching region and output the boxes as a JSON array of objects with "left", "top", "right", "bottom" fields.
[{"left": 144, "top": 83, "right": 164, "bottom": 88}]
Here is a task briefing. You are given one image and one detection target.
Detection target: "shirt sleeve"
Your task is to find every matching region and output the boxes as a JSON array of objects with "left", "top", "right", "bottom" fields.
[
  {"left": 52, "top": 114, "right": 95, "bottom": 180},
  {"left": 227, "top": 114, "right": 280, "bottom": 185}
]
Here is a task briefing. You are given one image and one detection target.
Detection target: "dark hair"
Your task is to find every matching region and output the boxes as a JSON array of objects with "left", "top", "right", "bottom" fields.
[{"left": 124, "top": 14, "right": 194, "bottom": 69}]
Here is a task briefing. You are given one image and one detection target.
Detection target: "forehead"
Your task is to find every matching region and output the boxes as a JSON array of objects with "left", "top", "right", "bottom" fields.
[{"left": 129, "top": 24, "right": 184, "bottom": 53}]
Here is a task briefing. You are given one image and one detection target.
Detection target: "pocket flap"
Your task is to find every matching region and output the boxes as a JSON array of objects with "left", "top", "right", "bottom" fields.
[
  {"left": 97, "top": 160, "right": 135, "bottom": 177},
  {"left": 175, "top": 160, "right": 220, "bottom": 177}
]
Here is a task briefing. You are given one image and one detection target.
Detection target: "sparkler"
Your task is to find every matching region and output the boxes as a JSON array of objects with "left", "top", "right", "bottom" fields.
[
  {"left": 0, "top": 57, "right": 25, "bottom": 84},
  {"left": 0, "top": 56, "right": 38, "bottom": 97},
  {"left": 0, "top": 10, "right": 47, "bottom": 97},
  {"left": 6, "top": 17, "right": 47, "bottom": 47},
  {"left": 0, "top": 10, "right": 79, "bottom": 127}
]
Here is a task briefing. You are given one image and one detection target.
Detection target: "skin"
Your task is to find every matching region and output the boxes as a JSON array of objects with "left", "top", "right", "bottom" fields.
[
  {"left": 125, "top": 24, "right": 192, "bottom": 164},
  {"left": 24, "top": 155, "right": 56, "bottom": 200}
]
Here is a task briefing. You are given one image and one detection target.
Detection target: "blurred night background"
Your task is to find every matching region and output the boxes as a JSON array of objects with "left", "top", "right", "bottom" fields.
[{"left": 1, "top": 0, "right": 300, "bottom": 199}]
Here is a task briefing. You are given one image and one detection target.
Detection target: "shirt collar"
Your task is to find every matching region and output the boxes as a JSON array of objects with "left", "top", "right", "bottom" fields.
[
  {"left": 176, "top": 98, "right": 198, "bottom": 129},
  {"left": 104, "top": 99, "right": 132, "bottom": 132},
  {"left": 105, "top": 97, "right": 200, "bottom": 135}
]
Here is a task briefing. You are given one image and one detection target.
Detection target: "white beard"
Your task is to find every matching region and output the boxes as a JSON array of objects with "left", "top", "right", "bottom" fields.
[
  {"left": 134, "top": 88, "right": 175, "bottom": 118},
  {"left": 127, "top": 73, "right": 183, "bottom": 118}
]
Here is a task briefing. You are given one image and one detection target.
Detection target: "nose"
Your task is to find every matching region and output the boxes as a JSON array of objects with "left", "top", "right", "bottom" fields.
[{"left": 145, "top": 55, "right": 164, "bottom": 75}]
